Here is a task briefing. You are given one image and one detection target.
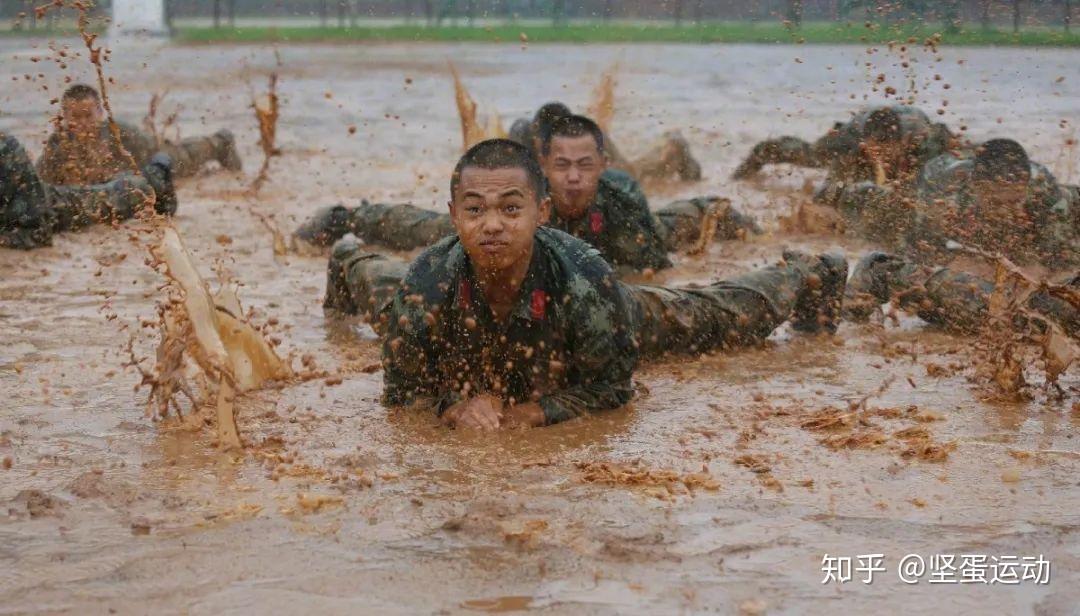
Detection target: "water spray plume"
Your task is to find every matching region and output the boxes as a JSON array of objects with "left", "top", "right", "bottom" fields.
[
  {"left": 587, "top": 64, "right": 618, "bottom": 134},
  {"left": 148, "top": 227, "right": 293, "bottom": 449}
]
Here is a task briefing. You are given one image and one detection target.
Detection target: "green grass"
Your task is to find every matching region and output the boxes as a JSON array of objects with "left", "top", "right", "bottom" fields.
[{"left": 171, "top": 21, "right": 1080, "bottom": 46}]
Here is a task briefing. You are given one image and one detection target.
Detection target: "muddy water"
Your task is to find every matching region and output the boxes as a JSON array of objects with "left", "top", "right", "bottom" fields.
[{"left": 1, "top": 40, "right": 1078, "bottom": 614}]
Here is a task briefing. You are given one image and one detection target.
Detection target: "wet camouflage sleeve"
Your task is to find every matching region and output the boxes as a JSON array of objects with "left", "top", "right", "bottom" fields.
[
  {"left": 537, "top": 254, "right": 637, "bottom": 424},
  {"left": 597, "top": 171, "right": 673, "bottom": 271},
  {"left": 380, "top": 249, "right": 459, "bottom": 413},
  {"left": 0, "top": 134, "right": 53, "bottom": 249}
]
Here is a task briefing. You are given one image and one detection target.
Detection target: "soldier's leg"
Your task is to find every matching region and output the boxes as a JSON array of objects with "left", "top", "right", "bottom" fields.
[
  {"left": 46, "top": 153, "right": 177, "bottom": 231},
  {"left": 732, "top": 136, "right": 818, "bottom": 180},
  {"left": 294, "top": 201, "right": 454, "bottom": 250},
  {"left": 631, "top": 131, "right": 702, "bottom": 183},
  {"left": 627, "top": 251, "right": 847, "bottom": 360},
  {"left": 652, "top": 196, "right": 761, "bottom": 252},
  {"left": 324, "top": 235, "right": 409, "bottom": 330},
  {"left": 159, "top": 129, "right": 241, "bottom": 177},
  {"left": 0, "top": 134, "right": 54, "bottom": 249},
  {"left": 843, "top": 251, "right": 1079, "bottom": 335}
]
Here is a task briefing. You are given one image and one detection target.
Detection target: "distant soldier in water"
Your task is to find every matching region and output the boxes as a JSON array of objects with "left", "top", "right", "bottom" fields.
[
  {"left": 1, "top": 131, "right": 176, "bottom": 250},
  {"left": 508, "top": 101, "right": 702, "bottom": 184},
  {"left": 843, "top": 139, "right": 1079, "bottom": 337},
  {"left": 732, "top": 105, "right": 957, "bottom": 191},
  {"left": 36, "top": 84, "right": 242, "bottom": 186},
  {"left": 294, "top": 115, "right": 758, "bottom": 274}
]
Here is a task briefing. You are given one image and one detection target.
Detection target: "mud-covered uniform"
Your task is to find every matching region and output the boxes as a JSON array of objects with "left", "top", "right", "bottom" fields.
[
  {"left": 1, "top": 132, "right": 170, "bottom": 250},
  {"left": 509, "top": 116, "right": 701, "bottom": 183},
  {"left": 734, "top": 105, "right": 955, "bottom": 193},
  {"left": 295, "top": 170, "right": 757, "bottom": 273},
  {"left": 37, "top": 120, "right": 237, "bottom": 184},
  {"left": 330, "top": 226, "right": 845, "bottom": 364},
  {"left": 381, "top": 228, "right": 637, "bottom": 425},
  {"left": 845, "top": 252, "right": 1079, "bottom": 338},
  {"left": 839, "top": 155, "right": 1078, "bottom": 270}
]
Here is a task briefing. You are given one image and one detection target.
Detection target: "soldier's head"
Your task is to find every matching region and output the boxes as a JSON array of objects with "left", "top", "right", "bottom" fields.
[
  {"left": 531, "top": 102, "right": 572, "bottom": 148},
  {"left": 449, "top": 139, "right": 550, "bottom": 277},
  {"left": 861, "top": 107, "right": 905, "bottom": 169},
  {"left": 973, "top": 138, "right": 1031, "bottom": 204},
  {"left": 61, "top": 84, "right": 103, "bottom": 140},
  {"left": 540, "top": 114, "right": 607, "bottom": 220}
]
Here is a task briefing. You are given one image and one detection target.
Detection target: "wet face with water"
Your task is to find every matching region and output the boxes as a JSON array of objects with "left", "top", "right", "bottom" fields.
[
  {"left": 541, "top": 134, "right": 606, "bottom": 220},
  {"left": 449, "top": 166, "right": 550, "bottom": 278},
  {"left": 62, "top": 96, "right": 103, "bottom": 140}
]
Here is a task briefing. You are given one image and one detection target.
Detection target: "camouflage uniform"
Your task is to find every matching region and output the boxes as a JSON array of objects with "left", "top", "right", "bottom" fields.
[
  {"left": 509, "top": 117, "right": 701, "bottom": 182},
  {"left": 296, "top": 170, "right": 758, "bottom": 273},
  {"left": 734, "top": 106, "right": 956, "bottom": 193},
  {"left": 845, "top": 252, "right": 1079, "bottom": 338},
  {"left": 837, "top": 155, "right": 1079, "bottom": 271},
  {"left": 1, "top": 132, "right": 173, "bottom": 250},
  {"left": 329, "top": 229, "right": 846, "bottom": 363},
  {"left": 37, "top": 120, "right": 239, "bottom": 185},
  {"left": 381, "top": 227, "right": 638, "bottom": 425}
]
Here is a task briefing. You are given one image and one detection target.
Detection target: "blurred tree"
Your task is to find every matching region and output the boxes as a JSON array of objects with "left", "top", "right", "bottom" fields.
[
  {"left": 786, "top": 0, "right": 804, "bottom": 27},
  {"left": 674, "top": 0, "right": 685, "bottom": 25},
  {"left": 980, "top": 0, "right": 992, "bottom": 30},
  {"left": 320, "top": 0, "right": 328, "bottom": 27},
  {"left": 602, "top": 0, "right": 614, "bottom": 22},
  {"left": 942, "top": 0, "right": 961, "bottom": 32},
  {"left": 228, "top": 0, "right": 236, "bottom": 27},
  {"left": 1065, "top": 0, "right": 1072, "bottom": 32},
  {"left": 213, "top": 0, "right": 221, "bottom": 28},
  {"left": 552, "top": 0, "right": 566, "bottom": 26},
  {"left": 1012, "top": 0, "right": 1021, "bottom": 31}
]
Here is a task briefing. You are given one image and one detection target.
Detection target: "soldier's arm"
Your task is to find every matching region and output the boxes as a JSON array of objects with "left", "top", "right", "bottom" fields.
[
  {"left": 538, "top": 271, "right": 638, "bottom": 425},
  {"left": 380, "top": 287, "right": 459, "bottom": 413},
  {"left": 606, "top": 173, "right": 673, "bottom": 271}
]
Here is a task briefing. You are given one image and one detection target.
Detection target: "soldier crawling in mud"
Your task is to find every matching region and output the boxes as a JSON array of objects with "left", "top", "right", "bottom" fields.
[
  {"left": 0, "top": 131, "right": 176, "bottom": 250},
  {"left": 843, "top": 138, "right": 1079, "bottom": 338},
  {"left": 37, "top": 84, "right": 242, "bottom": 186},
  {"left": 507, "top": 101, "right": 702, "bottom": 184},
  {"left": 295, "top": 115, "right": 759, "bottom": 274},
  {"left": 340, "top": 139, "right": 844, "bottom": 430},
  {"left": 732, "top": 105, "right": 958, "bottom": 197}
]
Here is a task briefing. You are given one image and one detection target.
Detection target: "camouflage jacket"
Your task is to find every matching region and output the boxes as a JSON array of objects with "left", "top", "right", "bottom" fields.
[
  {"left": 548, "top": 169, "right": 673, "bottom": 272},
  {"left": 0, "top": 133, "right": 53, "bottom": 249},
  {"left": 816, "top": 106, "right": 956, "bottom": 202},
  {"left": 910, "top": 154, "right": 1078, "bottom": 269},
  {"left": 382, "top": 227, "right": 638, "bottom": 425},
  {"left": 37, "top": 119, "right": 154, "bottom": 185}
]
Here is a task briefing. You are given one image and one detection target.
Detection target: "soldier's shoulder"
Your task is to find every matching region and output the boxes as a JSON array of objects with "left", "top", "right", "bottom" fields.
[
  {"left": 598, "top": 168, "right": 646, "bottom": 205},
  {"left": 536, "top": 227, "right": 614, "bottom": 284},
  {"left": 398, "top": 235, "right": 465, "bottom": 303}
]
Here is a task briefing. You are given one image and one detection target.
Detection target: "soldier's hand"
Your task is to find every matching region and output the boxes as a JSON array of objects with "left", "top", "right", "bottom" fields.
[
  {"left": 501, "top": 402, "right": 546, "bottom": 429},
  {"left": 443, "top": 395, "right": 503, "bottom": 431}
]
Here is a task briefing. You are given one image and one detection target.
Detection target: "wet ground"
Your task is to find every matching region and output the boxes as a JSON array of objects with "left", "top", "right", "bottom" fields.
[{"left": 1, "top": 40, "right": 1078, "bottom": 614}]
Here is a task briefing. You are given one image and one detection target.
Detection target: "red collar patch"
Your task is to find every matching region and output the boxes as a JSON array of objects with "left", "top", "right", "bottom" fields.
[
  {"left": 530, "top": 289, "right": 547, "bottom": 320},
  {"left": 590, "top": 211, "right": 604, "bottom": 234}
]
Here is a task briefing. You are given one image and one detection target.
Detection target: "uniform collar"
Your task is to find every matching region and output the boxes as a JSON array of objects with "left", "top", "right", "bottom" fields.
[{"left": 457, "top": 239, "right": 549, "bottom": 324}]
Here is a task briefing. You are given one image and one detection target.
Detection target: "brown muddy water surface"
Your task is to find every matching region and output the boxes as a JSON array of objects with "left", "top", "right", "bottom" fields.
[{"left": 1, "top": 40, "right": 1078, "bottom": 614}]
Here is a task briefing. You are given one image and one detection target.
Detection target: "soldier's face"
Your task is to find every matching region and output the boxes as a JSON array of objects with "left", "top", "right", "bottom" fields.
[
  {"left": 541, "top": 135, "right": 606, "bottom": 220},
  {"left": 450, "top": 166, "right": 551, "bottom": 276},
  {"left": 62, "top": 97, "right": 103, "bottom": 140}
]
